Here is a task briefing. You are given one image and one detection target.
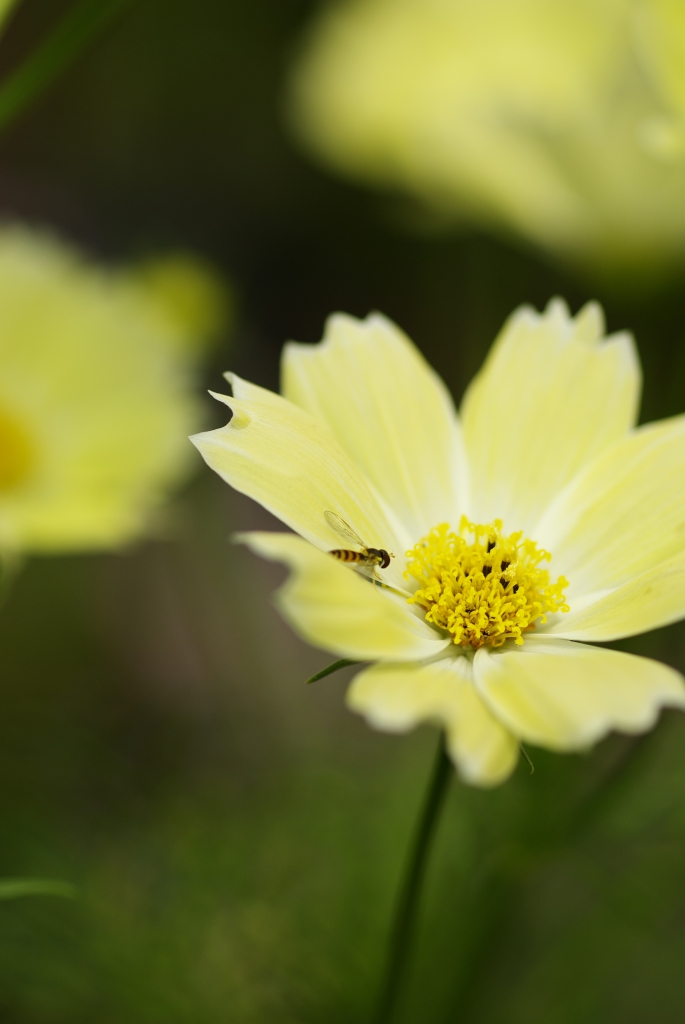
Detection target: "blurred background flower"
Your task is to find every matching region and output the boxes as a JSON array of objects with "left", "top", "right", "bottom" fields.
[
  {"left": 129, "top": 251, "right": 232, "bottom": 351},
  {"left": 0, "top": 224, "right": 229, "bottom": 557},
  {"left": 0, "top": 0, "right": 16, "bottom": 33},
  {"left": 288, "top": 0, "right": 685, "bottom": 281}
]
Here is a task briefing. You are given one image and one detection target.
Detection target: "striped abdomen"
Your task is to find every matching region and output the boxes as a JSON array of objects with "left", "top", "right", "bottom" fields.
[{"left": 329, "top": 547, "right": 391, "bottom": 569}]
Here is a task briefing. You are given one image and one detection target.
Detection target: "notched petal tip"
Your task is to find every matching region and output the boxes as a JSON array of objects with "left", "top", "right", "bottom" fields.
[
  {"left": 207, "top": 388, "right": 234, "bottom": 407},
  {"left": 498, "top": 297, "right": 572, "bottom": 340},
  {"left": 188, "top": 428, "right": 228, "bottom": 452},
  {"left": 509, "top": 296, "right": 608, "bottom": 344},
  {"left": 203, "top": 389, "right": 253, "bottom": 430},
  {"left": 222, "top": 370, "right": 247, "bottom": 394},
  {"left": 462, "top": 293, "right": 640, "bottom": 533},
  {"left": 317, "top": 309, "right": 402, "bottom": 348},
  {"left": 322, "top": 309, "right": 362, "bottom": 335},
  {"left": 544, "top": 296, "right": 572, "bottom": 322},
  {"left": 574, "top": 300, "right": 605, "bottom": 342}
]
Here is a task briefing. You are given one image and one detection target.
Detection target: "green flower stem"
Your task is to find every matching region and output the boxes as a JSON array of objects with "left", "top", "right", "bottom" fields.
[
  {"left": 375, "top": 732, "right": 453, "bottom": 1024},
  {"left": 0, "top": 0, "right": 134, "bottom": 137}
]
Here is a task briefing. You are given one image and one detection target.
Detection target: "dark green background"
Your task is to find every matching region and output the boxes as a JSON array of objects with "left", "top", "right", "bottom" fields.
[{"left": 0, "top": 1, "right": 684, "bottom": 1021}]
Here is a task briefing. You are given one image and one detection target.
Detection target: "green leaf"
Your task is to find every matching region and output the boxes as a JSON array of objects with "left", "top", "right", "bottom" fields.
[
  {"left": 305, "top": 659, "right": 359, "bottom": 684},
  {"left": 519, "top": 743, "right": 535, "bottom": 775}
]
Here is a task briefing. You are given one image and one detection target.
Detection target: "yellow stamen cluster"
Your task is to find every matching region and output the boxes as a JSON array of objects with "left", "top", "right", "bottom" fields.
[{"left": 405, "top": 517, "right": 569, "bottom": 648}]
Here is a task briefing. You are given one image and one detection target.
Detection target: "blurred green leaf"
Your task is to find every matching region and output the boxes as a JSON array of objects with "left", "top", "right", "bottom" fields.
[
  {"left": 0, "top": 0, "right": 133, "bottom": 135},
  {"left": 0, "top": 878, "right": 77, "bottom": 900}
]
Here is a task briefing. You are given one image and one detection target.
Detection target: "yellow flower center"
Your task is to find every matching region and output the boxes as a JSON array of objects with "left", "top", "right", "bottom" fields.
[
  {"left": 405, "top": 517, "right": 569, "bottom": 648},
  {"left": 0, "top": 406, "right": 34, "bottom": 492}
]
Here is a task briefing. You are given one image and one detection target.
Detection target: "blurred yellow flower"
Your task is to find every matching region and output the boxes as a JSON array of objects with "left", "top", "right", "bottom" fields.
[
  {"left": 288, "top": 0, "right": 685, "bottom": 276},
  {"left": 130, "top": 252, "right": 232, "bottom": 352},
  {"left": 0, "top": 225, "right": 227, "bottom": 555},
  {"left": 193, "top": 301, "right": 685, "bottom": 786}
]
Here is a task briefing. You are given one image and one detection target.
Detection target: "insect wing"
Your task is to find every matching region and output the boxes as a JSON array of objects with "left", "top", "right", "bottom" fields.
[{"left": 324, "top": 511, "right": 368, "bottom": 550}]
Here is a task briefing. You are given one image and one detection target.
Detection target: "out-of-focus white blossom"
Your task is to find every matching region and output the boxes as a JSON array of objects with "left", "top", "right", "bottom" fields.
[
  {"left": 288, "top": 0, "right": 685, "bottom": 276},
  {"left": 0, "top": 225, "right": 229, "bottom": 555}
]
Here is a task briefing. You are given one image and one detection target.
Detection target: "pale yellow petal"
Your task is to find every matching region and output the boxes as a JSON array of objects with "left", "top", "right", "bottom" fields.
[
  {"left": 536, "top": 415, "right": 685, "bottom": 598},
  {"left": 474, "top": 636, "right": 685, "bottom": 751},
  {"left": 461, "top": 299, "right": 640, "bottom": 535},
  {"left": 0, "top": 225, "right": 205, "bottom": 554},
  {"left": 240, "top": 531, "right": 449, "bottom": 662},
  {"left": 542, "top": 550, "right": 685, "bottom": 641},
  {"left": 191, "top": 374, "right": 406, "bottom": 589},
  {"left": 283, "top": 312, "right": 468, "bottom": 546},
  {"left": 347, "top": 657, "right": 519, "bottom": 786}
]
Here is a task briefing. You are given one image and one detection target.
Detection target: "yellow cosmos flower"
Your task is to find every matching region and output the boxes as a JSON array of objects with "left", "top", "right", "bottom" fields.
[
  {"left": 288, "top": 0, "right": 685, "bottom": 276},
  {"left": 0, "top": 225, "right": 226, "bottom": 555},
  {"left": 192, "top": 300, "right": 685, "bottom": 786}
]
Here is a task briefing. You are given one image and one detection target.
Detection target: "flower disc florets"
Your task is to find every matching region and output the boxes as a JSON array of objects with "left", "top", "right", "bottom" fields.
[{"left": 405, "top": 517, "right": 569, "bottom": 648}]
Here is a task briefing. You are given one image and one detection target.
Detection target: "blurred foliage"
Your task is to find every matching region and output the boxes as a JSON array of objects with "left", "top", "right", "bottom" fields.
[
  {"left": 0, "top": 880, "right": 77, "bottom": 900},
  {"left": 0, "top": 0, "right": 132, "bottom": 136},
  {"left": 0, "top": 1, "right": 683, "bottom": 1022}
]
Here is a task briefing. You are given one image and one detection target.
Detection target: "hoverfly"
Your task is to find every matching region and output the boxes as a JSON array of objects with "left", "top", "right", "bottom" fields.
[{"left": 324, "top": 511, "right": 394, "bottom": 580}]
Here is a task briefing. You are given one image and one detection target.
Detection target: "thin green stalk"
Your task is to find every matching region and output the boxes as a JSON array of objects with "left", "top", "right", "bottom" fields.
[
  {"left": 375, "top": 732, "right": 453, "bottom": 1024},
  {"left": 0, "top": 0, "right": 134, "bottom": 136}
]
